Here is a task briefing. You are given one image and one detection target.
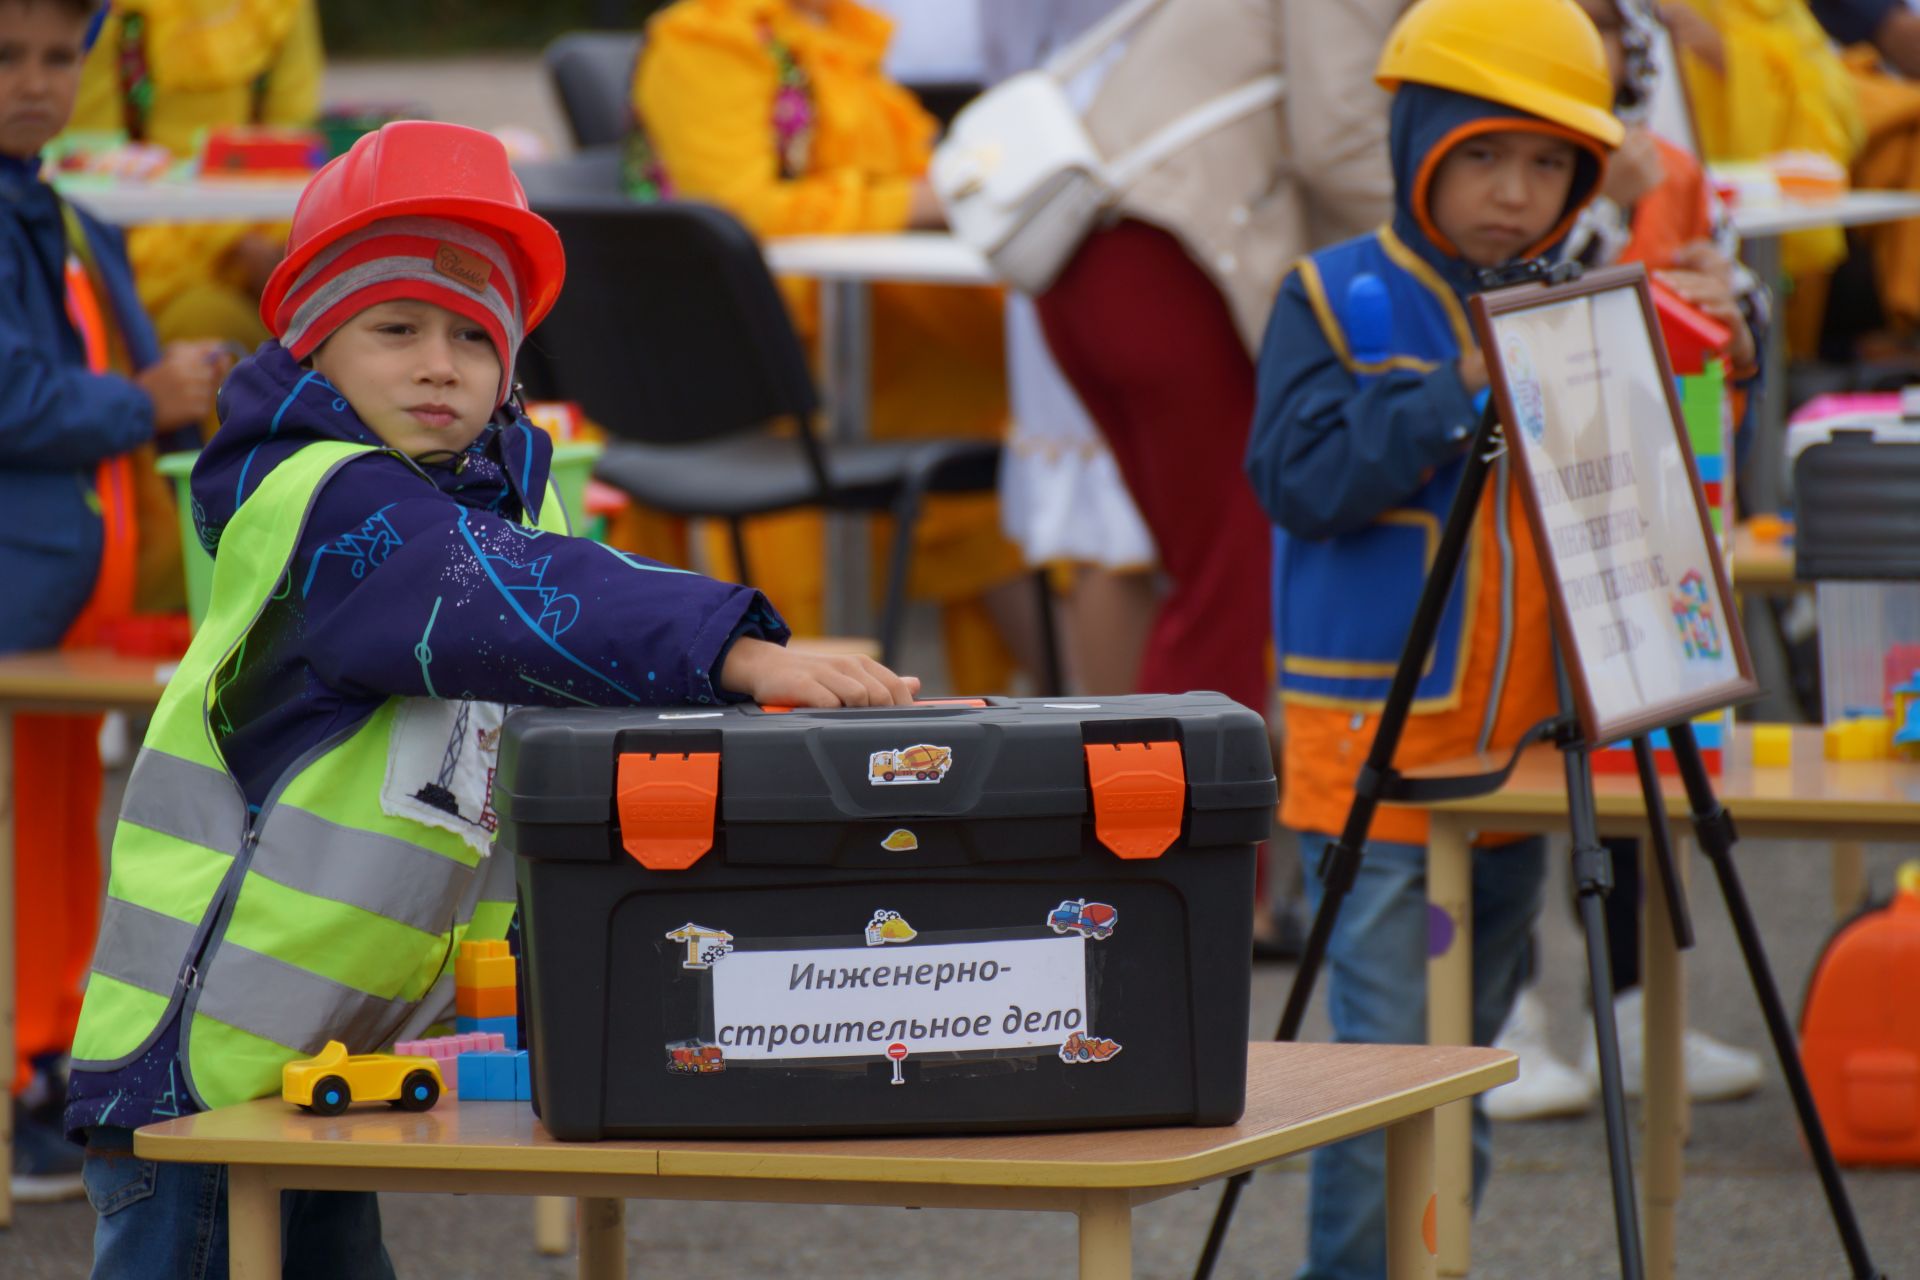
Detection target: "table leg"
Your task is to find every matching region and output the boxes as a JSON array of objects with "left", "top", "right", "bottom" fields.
[
  {"left": 1742, "top": 234, "right": 1787, "bottom": 513},
  {"left": 0, "top": 707, "right": 13, "bottom": 1231},
  {"left": 1386, "top": 1110, "right": 1439, "bottom": 1280},
  {"left": 534, "top": 1195, "right": 571, "bottom": 1256},
  {"left": 1642, "top": 836, "right": 1688, "bottom": 1280},
  {"left": 1077, "top": 1190, "right": 1132, "bottom": 1280},
  {"left": 228, "top": 1168, "right": 282, "bottom": 1280},
  {"left": 1426, "top": 814, "right": 1473, "bottom": 1277},
  {"left": 819, "top": 277, "right": 873, "bottom": 640},
  {"left": 577, "top": 1196, "right": 625, "bottom": 1280},
  {"left": 1830, "top": 841, "right": 1867, "bottom": 922}
]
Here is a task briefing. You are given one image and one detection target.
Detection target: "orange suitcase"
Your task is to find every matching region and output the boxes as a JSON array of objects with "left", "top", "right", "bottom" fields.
[{"left": 1800, "top": 864, "right": 1920, "bottom": 1165}]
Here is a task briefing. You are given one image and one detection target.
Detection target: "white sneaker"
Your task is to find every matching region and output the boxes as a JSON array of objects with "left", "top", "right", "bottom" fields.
[
  {"left": 1483, "top": 990, "right": 1596, "bottom": 1121},
  {"left": 1579, "top": 987, "right": 1765, "bottom": 1103}
]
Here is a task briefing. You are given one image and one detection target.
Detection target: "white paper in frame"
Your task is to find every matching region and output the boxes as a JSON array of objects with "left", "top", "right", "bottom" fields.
[{"left": 1471, "top": 264, "right": 1758, "bottom": 747}]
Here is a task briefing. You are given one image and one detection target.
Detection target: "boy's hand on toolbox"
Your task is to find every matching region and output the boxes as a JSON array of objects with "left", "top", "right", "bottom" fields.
[
  {"left": 137, "top": 341, "right": 227, "bottom": 430},
  {"left": 716, "top": 637, "right": 922, "bottom": 707}
]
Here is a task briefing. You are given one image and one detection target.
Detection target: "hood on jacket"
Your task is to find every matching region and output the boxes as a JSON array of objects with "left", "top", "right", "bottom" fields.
[
  {"left": 1388, "top": 82, "right": 1609, "bottom": 301},
  {"left": 192, "top": 341, "right": 553, "bottom": 556}
]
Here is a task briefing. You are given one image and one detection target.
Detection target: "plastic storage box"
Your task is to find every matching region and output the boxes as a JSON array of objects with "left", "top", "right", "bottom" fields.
[
  {"left": 492, "top": 693, "right": 1275, "bottom": 1141},
  {"left": 1790, "top": 419, "right": 1920, "bottom": 720}
]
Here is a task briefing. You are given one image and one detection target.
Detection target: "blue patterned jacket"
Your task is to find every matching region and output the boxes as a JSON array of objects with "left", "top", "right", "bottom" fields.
[{"left": 192, "top": 342, "right": 786, "bottom": 808}]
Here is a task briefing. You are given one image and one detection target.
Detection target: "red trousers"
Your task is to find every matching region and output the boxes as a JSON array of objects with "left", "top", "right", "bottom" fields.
[
  {"left": 1036, "top": 220, "right": 1273, "bottom": 716},
  {"left": 12, "top": 713, "right": 103, "bottom": 1094}
]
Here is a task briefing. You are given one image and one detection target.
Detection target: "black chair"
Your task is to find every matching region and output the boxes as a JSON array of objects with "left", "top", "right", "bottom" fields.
[
  {"left": 543, "top": 32, "right": 643, "bottom": 150},
  {"left": 526, "top": 197, "right": 1060, "bottom": 689}
]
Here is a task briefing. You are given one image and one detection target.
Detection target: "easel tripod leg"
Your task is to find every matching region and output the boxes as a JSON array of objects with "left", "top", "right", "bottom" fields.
[{"left": 1667, "top": 724, "right": 1884, "bottom": 1279}]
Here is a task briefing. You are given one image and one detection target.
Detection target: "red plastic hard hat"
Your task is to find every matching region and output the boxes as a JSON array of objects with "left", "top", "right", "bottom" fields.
[{"left": 260, "top": 121, "right": 565, "bottom": 339}]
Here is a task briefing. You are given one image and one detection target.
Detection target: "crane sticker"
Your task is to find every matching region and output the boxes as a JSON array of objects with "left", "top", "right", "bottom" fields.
[
  {"left": 665, "top": 923, "right": 735, "bottom": 970},
  {"left": 868, "top": 743, "right": 953, "bottom": 785}
]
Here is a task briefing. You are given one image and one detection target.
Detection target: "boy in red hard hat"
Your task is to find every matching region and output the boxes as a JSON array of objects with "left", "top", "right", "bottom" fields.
[{"left": 65, "top": 120, "right": 918, "bottom": 1277}]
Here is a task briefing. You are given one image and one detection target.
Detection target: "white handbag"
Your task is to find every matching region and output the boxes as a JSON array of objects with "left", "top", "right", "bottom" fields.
[{"left": 930, "top": 0, "right": 1285, "bottom": 294}]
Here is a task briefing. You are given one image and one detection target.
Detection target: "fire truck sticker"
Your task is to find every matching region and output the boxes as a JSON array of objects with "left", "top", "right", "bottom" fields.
[
  {"left": 665, "top": 923, "right": 735, "bottom": 970},
  {"left": 665, "top": 1039, "right": 725, "bottom": 1074},
  {"left": 865, "top": 909, "right": 918, "bottom": 946},
  {"left": 868, "top": 743, "right": 953, "bottom": 785}
]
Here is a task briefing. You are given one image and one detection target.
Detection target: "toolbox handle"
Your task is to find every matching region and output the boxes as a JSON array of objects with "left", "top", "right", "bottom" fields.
[{"left": 756, "top": 698, "right": 994, "bottom": 715}]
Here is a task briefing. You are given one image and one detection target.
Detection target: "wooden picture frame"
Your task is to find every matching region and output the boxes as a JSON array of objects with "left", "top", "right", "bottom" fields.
[{"left": 1471, "top": 264, "right": 1758, "bottom": 747}]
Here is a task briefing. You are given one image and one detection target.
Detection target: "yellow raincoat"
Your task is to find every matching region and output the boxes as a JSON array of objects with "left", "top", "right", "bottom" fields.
[
  {"left": 69, "top": 0, "right": 322, "bottom": 350},
  {"left": 634, "top": 0, "right": 1024, "bottom": 691},
  {"left": 1670, "top": 0, "right": 1863, "bottom": 348}
]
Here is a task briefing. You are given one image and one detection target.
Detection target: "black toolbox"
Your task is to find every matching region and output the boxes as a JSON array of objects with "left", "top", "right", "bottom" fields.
[{"left": 492, "top": 693, "right": 1275, "bottom": 1140}]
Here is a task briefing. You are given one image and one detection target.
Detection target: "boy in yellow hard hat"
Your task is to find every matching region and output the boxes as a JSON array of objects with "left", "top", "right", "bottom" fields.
[{"left": 1242, "top": 0, "right": 1621, "bottom": 1273}]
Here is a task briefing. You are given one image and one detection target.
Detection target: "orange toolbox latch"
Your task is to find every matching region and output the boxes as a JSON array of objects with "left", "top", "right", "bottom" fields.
[
  {"left": 1083, "top": 740, "right": 1186, "bottom": 860},
  {"left": 616, "top": 751, "right": 719, "bottom": 870}
]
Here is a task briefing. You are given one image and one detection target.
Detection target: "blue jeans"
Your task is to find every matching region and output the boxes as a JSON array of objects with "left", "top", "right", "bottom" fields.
[
  {"left": 83, "top": 1127, "right": 395, "bottom": 1280},
  {"left": 1296, "top": 834, "right": 1547, "bottom": 1280}
]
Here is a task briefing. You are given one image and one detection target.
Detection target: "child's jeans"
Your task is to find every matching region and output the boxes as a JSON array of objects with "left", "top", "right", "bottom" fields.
[
  {"left": 84, "top": 1127, "right": 395, "bottom": 1280},
  {"left": 1295, "top": 833, "right": 1547, "bottom": 1280}
]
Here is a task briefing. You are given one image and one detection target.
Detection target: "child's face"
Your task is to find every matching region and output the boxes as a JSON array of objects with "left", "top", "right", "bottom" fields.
[
  {"left": 0, "top": 2, "right": 87, "bottom": 160},
  {"left": 308, "top": 300, "right": 501, "bottom": 458},
  {"left": 1428, "top": 130, "right": 1580, "bottom": 268}
]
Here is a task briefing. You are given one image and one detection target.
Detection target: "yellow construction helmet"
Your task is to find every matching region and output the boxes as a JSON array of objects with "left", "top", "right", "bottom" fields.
[{"left": 1376, "top": 0, "right": 1625, "bottom": 149}]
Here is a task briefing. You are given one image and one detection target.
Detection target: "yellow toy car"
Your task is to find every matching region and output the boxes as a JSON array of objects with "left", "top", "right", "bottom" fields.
[{"left": 282, "top": 1040, "right": 443, "bottom": 1116}]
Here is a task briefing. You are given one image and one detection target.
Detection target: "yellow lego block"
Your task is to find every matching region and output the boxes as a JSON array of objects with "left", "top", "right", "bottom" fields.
[
  {"left": 455, "top": 953, "right": 516, "bottom": 991},
  {"left": 1824, "top": 718, "right": 1893, "bottom": 762},
  {"left": 459, "top": 939, "right": 509, "bottom": 962},
  {"left": 1751, "top": 724, "right": 1793, "bottom": 768}
]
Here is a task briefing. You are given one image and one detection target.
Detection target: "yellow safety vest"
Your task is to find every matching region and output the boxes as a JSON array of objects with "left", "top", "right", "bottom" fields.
[{"left": 72, "top": 438, "right": 567, "bottom": 1108}]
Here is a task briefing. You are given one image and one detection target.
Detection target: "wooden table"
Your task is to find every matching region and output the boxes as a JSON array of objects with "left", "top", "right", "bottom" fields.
[
  {"left": 1397, "top": 724, "right": 1920, "bottom": 1278},
  {"left": 135, "top": 1041, "right": 1513, "bottom": 1280},
  {"left": 0, "top": 648, "right": 173, "bottom": 1228}
]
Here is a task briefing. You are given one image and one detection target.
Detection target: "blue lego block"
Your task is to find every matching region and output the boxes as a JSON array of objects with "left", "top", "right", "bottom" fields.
[
  {"left": 458, "top": 1050, "right": 532, "bottom": 1101},
  {"left": 456, "top": 1015, "right": 518, "bottom": 1049},
  {"left": 1695, "top": 453, "right": 1725, "bottom": 483},
  {"left": 457, "top": 1052, "right": 488, "bottom": 1098}
]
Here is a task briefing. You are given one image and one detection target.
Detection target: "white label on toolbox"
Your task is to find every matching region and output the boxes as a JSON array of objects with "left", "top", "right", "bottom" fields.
[{"left": 709, "top": 935, "right": 1088, "bottom": 1061}]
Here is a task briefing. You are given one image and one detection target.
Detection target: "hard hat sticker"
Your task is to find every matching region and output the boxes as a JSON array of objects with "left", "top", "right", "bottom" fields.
[
  {"left": 868, "top": 743, "right": 953, "bottom": 785},
  {"left": 881, "top": 828, "right": 919, "bottom": 851},
  {"left": 864, "top": 909, "right": 918, "bottom": 946}
]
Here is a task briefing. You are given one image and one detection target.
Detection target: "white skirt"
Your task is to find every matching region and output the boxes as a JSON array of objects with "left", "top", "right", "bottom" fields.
[{"left": 997, "top": 293, "right": 1157, "bottom": 569}]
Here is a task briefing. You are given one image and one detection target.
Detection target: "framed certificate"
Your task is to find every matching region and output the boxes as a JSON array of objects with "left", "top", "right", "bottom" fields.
[{"left": 1471, "top": 264, "right": 1758, "bottom": 746}]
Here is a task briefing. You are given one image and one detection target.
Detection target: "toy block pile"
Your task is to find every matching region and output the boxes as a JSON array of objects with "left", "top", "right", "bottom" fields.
[
  {"left": 1593, "top": 715, "right": 1724, "bottom": 777},
  {"left": 392, "top": 940, "right": 531, "bottom": 1101}
]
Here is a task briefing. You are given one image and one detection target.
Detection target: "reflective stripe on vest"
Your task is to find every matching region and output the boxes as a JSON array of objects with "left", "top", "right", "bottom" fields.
[{"left": 72, "top": 438, "right": 567, "bottom": 1107}]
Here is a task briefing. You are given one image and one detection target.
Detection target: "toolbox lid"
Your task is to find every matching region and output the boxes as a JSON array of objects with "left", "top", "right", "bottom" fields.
[{"left": 494, "top": 693, "right": 1275, "bottom": 866}]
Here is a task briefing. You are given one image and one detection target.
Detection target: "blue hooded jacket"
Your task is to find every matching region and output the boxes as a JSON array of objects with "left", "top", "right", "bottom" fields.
[
  {"left": 1244, "top": 84, "right": 1606, "bottom": 733},
  {"left": 191, "top": 342, "right": 787, "bottom": 809},
  {"left": 0, "top": 154, "right": 164, "bottom": 651}
]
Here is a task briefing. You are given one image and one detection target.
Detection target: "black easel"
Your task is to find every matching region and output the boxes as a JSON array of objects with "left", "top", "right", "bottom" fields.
[{"left": 1191, "top": 267, "right": 1883, "bottom": 1280}]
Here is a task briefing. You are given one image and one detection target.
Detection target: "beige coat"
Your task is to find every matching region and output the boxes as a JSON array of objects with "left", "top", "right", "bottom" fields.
[{"left": 1082, "top": 0, "right": 1410, "bottom": 353}]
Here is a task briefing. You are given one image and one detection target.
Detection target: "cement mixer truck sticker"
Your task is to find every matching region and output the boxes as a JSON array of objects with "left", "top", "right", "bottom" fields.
[
  {"left": 864, "top": 909, "right": 919, "bottom": 946},
  {"left": 869, "top": 743, "right": 953, "bottom": 785},
  {"left": 1047, "top": 899, "right": 1117, "bottom": 940},
  {"left": 665, "top": 923, "right": 735, "bottom": 970}
]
